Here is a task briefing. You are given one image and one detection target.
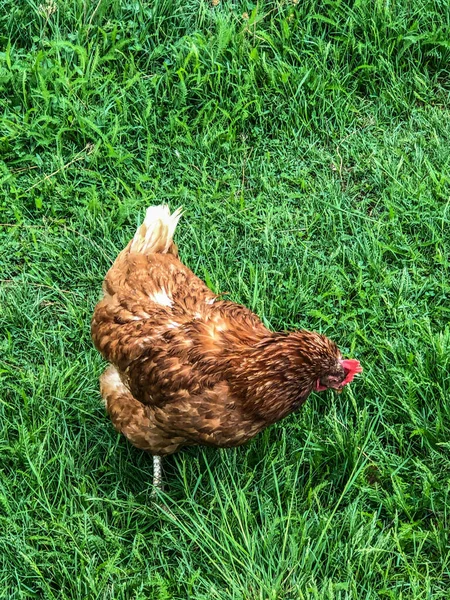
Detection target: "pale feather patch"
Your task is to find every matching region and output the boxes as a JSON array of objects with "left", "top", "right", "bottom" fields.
[
  {"left": 103, "top": 367, "right": 122, "bottom": 388},
  {"left": 100, "top": 367, "right": 126, "bottom": 406},
  {"left": 207, "top": 321, "right": 227, "bottom": 340},
  {"left": 139, "top": 336, "right": 155, "bottom": 348},
  {"left": 149, "top": 288, "right": 173, "bottom": 307}
]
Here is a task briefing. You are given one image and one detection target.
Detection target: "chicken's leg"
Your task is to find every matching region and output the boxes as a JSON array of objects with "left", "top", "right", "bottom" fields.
[
  {"left": 100, "top": 366, "right": 167, "bottom": 496},
  {"left": 152, "top": 455, "right": 163, "bottom": 493}
]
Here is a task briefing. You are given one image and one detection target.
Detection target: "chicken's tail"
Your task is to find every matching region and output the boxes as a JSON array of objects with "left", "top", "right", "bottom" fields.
[{"left": 130, "top": 204, "right": 182, "bottom": 254}]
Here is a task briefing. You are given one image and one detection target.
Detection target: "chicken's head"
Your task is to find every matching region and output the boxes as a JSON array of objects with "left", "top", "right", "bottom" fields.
[
  {"left": 315, "top": 358, "right": 363, "bottom": 392},
  {"left": 285, "top": 331, "right": 362, "bottom": 394}
]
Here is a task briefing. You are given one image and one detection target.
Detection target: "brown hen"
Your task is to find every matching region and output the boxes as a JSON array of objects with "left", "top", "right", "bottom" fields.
[{"left": 91, "top": 205, "right": 362, "bottom": 490}]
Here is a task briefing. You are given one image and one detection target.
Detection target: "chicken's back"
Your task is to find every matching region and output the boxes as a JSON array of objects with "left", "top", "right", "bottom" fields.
[{"left": 91, "top": 206, "right": 268, "bottom": 450}]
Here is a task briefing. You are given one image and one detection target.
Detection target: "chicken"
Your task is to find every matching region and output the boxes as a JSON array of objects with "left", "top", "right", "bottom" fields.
[{"left": 91, "top": 205, "right": 362, "bottom": 491}]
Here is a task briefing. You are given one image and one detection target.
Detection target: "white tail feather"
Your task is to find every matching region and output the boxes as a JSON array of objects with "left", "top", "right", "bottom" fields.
[{"left": 131, "top": 204, "right": 182, "bottom": 254}]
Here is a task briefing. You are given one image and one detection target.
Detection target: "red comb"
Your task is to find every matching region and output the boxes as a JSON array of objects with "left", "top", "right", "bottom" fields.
[{"left": 340, "top": 359, "right": 363, "bottom": 386}]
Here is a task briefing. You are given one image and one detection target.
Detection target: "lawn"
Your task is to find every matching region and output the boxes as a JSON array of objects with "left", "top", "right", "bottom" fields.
[{"left": 1, "top": 0, "right": 450, "bottom": 597}]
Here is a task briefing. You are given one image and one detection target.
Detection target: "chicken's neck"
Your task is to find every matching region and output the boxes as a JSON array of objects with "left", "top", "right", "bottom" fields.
[{"left": 229, "top": 333, "right": 317, "bottom": 425}]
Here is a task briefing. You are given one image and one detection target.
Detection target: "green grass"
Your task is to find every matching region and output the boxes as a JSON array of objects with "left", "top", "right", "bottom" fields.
[{"left": 1, "top": 0, "right": 450, "bottom": 597}]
